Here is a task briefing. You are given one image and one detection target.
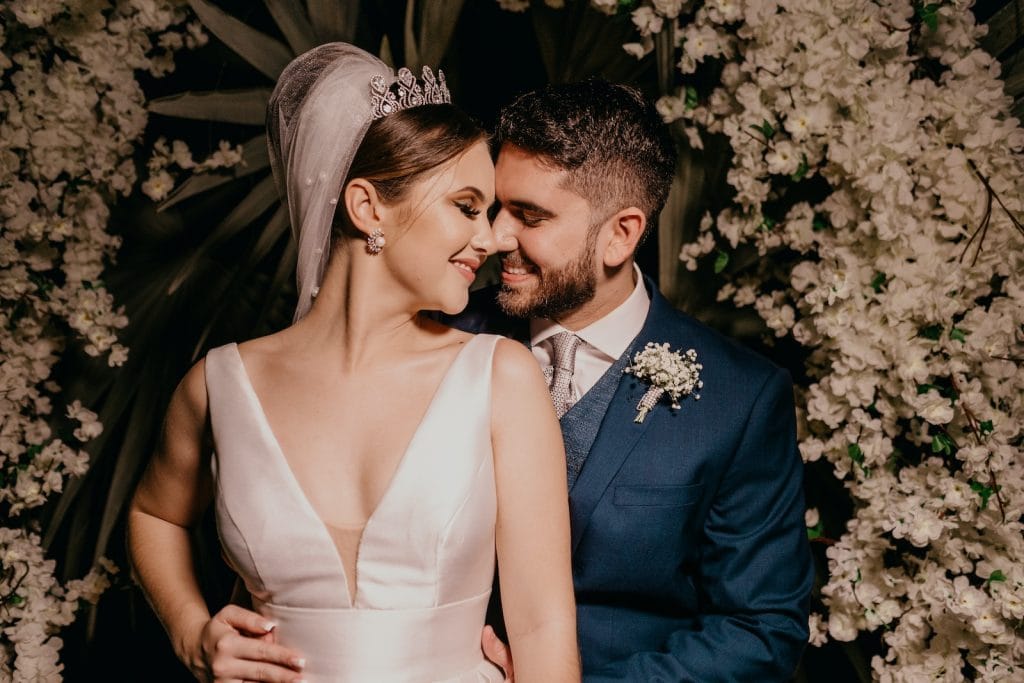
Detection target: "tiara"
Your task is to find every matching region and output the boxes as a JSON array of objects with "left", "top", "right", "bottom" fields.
[{"left": 370, "top": 66, "right": 451, "bottom": 120}]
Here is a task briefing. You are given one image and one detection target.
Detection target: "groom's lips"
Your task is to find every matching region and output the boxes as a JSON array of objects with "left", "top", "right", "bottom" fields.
[
  {"left": 501, "top": 257, "right": 537, "bottom": 285},
  {"left": 497, "top": 258, "right": 536, "bottom": 286}
]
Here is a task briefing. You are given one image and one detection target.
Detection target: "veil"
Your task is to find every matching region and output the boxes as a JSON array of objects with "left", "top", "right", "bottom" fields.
[{"left": 266, "top": 43, "right": 393, "bottom": 322}]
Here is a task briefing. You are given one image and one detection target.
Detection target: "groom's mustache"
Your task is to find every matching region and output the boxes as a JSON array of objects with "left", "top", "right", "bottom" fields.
[{"left": 500, "top": 252, "right": 536, "bottom": 271}]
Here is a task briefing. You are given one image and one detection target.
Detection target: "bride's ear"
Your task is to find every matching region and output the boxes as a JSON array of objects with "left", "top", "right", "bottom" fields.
[{"left": 343, "top": 178, "right": 386, "bottom": 238}]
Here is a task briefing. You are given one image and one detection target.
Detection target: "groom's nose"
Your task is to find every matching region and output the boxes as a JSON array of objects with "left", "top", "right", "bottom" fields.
[{"left": 490, "top": 209, "right": 519, "bottom": 253}]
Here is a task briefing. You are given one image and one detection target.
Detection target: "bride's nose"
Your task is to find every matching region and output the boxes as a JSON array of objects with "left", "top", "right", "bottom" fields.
[{"left": 469, "top": 220, "right": 498, "bottom": 256}]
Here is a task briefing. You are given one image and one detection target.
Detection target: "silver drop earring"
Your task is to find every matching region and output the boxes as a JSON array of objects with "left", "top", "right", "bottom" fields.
[{"left": 366, "top": 228, "right": 386, "bottom": 255}]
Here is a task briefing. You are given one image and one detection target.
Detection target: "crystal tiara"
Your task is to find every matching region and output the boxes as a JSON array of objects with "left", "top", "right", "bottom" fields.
[{"left": 370, "top": 66, "right": 451, "bottom": 120}]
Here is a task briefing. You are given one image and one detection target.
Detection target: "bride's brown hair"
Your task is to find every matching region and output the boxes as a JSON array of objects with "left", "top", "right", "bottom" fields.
[{"left": 343, "top": 103, "right": 486, "bottom": 205}]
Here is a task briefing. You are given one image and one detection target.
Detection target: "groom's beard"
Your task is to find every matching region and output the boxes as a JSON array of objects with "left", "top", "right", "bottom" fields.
[{"left": 497, "top": 241, "right": 598, "bottom": 320}]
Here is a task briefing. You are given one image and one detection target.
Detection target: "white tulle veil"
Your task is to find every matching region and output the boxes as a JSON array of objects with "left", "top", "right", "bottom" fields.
[{"left": 266, "top": 43, "right": 393, "bottom": 322}]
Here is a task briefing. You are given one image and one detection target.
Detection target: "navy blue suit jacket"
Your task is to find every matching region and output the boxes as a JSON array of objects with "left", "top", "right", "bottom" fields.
[{"left": 448, "top": 277, "right": 813, "bottom": 681}]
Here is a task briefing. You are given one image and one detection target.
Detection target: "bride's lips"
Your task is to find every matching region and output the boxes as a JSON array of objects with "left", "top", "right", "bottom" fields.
[{"left": 450, "top": 257, "right": 482, "bottom": 283}]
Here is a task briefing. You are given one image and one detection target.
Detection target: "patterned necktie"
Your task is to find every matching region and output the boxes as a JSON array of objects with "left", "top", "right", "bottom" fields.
[{"left": 547, "top": 331, "right": 582, "bottom": 419}]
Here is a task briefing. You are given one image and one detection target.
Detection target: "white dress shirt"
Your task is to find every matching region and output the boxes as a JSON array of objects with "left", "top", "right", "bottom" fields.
[{"left": 531, "top": 264, "right": 650, "bottom": 404}]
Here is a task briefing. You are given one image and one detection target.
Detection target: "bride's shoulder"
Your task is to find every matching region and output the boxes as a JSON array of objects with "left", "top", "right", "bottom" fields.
[{"left": 490, "top": 337, "right": 545, "bottom": 387}]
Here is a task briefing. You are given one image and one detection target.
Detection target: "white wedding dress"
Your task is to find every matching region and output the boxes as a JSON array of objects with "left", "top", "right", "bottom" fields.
[{"left": 204, "top": 334, "right": 505, "bottom": 682}]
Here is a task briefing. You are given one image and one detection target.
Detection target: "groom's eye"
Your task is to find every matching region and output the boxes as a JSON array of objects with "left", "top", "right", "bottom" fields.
[{"left": 520, "top": 213, "right": 545, "bottom": 227}]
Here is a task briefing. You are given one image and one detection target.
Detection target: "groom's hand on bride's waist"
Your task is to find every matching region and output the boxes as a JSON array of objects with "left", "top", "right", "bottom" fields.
[
  {"left": 185, "top": 604, "right": 307, "bottom": 683},
  {"left": 482, "top": 625, "right": 514, "bottom": 681}
]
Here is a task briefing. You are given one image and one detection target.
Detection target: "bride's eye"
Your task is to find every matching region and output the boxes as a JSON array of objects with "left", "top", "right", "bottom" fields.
[{"left": 454, "top": 201, "right": 481, "bottom": 218}]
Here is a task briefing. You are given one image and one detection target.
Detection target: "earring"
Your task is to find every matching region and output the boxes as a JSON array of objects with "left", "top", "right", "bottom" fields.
[{"left": 366, "top": 228, "right": 386, "bottom": 255}]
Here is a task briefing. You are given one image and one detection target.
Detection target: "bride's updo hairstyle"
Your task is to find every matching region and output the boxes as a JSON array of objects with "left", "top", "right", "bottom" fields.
[{"left": 267, "top": 42, "right": 483, "bottom": 322}]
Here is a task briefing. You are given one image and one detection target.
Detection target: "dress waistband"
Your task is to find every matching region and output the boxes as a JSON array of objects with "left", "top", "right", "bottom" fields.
[{"left": 255, "top": 591, "right": 492, "bottom": 682}]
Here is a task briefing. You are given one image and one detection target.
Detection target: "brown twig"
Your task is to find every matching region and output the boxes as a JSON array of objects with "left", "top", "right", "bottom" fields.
[
  {"left": 0, "top": 560, "right": 30, "bottom": 618},
  {"left": 742, "top": 127, "right": 771, "bottom": 148},
  {"left": 962, "top": 159, "right": 1024, "bottom": 266},
  {"left": 950, "top": 375, "right": 1007, "bottom": 523}
]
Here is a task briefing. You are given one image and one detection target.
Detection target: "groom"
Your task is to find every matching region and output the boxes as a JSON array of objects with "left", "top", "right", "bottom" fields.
[{"left": 459, "top": 80, "right": 813, "bottom": 680}]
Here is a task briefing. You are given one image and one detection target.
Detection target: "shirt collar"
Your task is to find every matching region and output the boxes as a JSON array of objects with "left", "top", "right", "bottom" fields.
[{"left": 530, "top": 264, "right": 651, "bottom": 360}]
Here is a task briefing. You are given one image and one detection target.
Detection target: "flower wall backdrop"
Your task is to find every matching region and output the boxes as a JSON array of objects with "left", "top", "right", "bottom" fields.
[
  {"left": 4, "top": 0, "right": 1021, "bottom": 679},
  {"left": 0, "top": 1, "right": 202, "bottom": 678},
  {"left": 494, "top": 0, "right": 1023, "bottom": 679}
]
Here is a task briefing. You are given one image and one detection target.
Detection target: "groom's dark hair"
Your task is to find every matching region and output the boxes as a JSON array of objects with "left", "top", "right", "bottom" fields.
[{"left": 495, "top": 78, "right": 677, "bottom": 235}]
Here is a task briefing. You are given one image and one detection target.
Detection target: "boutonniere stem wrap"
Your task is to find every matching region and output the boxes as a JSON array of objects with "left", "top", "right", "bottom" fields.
[{"left": 624, "top": 343, "right": 703, "bottom": 423}]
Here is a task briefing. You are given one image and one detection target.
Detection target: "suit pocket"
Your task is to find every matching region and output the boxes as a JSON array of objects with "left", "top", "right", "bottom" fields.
[{"left": 613, "top": 483, "right": 703, "bottom": 507}]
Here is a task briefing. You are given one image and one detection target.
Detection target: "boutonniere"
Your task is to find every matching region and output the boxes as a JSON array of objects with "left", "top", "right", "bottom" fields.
[{"left": 623, "top": 342, "right": 703, "bottom": 423}]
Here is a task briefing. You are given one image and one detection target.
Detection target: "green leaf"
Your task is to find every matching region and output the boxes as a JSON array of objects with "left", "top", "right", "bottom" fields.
[
  {"left": 750, "top": 120, "right": 775, "bottom": 139},
  {"left": 167, "top": 174, "right": 280, "bottom": 294},
  {"left": 409, "top": 0, "right": 468, "bottom": 71},
  {"left": 970, "top": 480, "right": 994, "bottom": 509},
  {"left": 988, "top": 569, "right": 1007, "bottom": 584},
  {"left": 931, "top": 432, "right": 955, "bottom": 456},
  {"left": 758, "top": 216, "right": 777, "bottom": 232},
  {"left": 848, "top": 443, "right": 865, "bottom": 463},
  {"left": 188, "top": 0, "right": 293, "bottom": 80},
  {"left": 916, "top": 383, "right": 935, "bottom": 394},
  {"left": 918, "top": 324, "right": 942, "bottom": 340},
  {"left": 307, "top": 0, "right": 359, "bottom": 43},
  {"left": 812, "top": 214, "right": 828, "bottom": 232},
  {"left": 262, "top": 0, "right": 317, "bottom": 54},
  {"left": 148, "top": 89, "right": 273, "bottom": 125},
  {"left": 807, "top": 522, "right": 823, "bottom": 540},
  {"left": 684, "top": 86, "right": 698, "bottom": 110},
  {"left": 790, "top": 154, "right": 810, "bottom": 182},
  {"left": 870, "top": 272, "right": 886, "bottom": 293},
  {"left": 980, "top": 420, "right": 994, "bottom": 434},
  {"left": 713, "top": 250, "right": 729, "bottom": 274},
  {"left": 950, "top": 327, "right": 968, "bottom": 342},
  {"left": 916, "top": 2, "right": 941, "bottom": 31}
]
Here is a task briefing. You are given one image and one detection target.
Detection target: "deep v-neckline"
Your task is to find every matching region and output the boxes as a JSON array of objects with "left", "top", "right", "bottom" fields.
[{"left": 229, "top": 337, "right": 477, "bottom": 605}]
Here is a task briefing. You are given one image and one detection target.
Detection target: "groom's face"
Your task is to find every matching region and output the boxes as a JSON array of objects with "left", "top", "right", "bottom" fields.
[{"left": 491, "top": 143, "right": 601, "bottom": 320}]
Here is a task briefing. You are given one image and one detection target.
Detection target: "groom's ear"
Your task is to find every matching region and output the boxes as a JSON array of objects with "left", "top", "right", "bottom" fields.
[
  {"left": 343, "top": 178, "right": 386, "bottom": 237},
  {"left": 602, "top": 206, "right": 646, "bottom": 268}
]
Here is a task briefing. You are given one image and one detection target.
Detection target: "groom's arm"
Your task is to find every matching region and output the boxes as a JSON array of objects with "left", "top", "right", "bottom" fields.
[{"left": 587, "top": 367, "right": 813, "bottom": 682}]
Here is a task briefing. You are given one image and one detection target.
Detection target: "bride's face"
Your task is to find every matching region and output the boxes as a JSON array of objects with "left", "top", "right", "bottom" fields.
[{"left": 381, "top": 141, "right": 496, "bottom": 314}]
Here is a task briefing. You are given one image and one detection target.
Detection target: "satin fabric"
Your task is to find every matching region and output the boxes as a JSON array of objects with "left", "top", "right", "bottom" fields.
[{"left": 205, "top": 334, "right": 505, "bottom": 682}]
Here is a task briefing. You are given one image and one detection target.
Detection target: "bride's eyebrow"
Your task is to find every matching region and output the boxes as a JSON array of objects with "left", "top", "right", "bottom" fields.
[{"left": 452, "top": 186, "right": 487, "bottom": 202}]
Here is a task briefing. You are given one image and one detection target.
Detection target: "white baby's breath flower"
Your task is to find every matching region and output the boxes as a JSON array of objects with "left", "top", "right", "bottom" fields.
[{"left": 624, "top": 343, "right": 703, "bottom": 423}]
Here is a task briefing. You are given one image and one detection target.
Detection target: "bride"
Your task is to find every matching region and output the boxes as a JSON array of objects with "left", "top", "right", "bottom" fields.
[{"left": 127, "top": 43, "right": 578, "bottom": 682}]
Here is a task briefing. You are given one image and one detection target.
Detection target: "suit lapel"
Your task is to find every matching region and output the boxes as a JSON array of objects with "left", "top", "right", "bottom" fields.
[
  {"left": 568, "top": 278, "right": 674, "bottom": 553},
  {"left": 568, "top": 368, "right": 653, "bottom": 552}
]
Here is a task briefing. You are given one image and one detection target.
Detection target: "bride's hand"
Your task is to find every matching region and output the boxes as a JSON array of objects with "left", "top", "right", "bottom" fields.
[
  {"left": 184, "top": 605, "right": 307, "bottom": 682},
  {"left": 482, "top": 625, "right": 515, "bottom": 682}
]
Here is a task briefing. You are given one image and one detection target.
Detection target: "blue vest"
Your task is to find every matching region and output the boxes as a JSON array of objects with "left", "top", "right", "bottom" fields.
[{"left": 560, "top": 338, "right": 640, "bottom": 489}]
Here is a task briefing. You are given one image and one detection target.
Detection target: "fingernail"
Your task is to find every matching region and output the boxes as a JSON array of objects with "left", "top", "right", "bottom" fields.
[
  {"left": 264, "top": 621, "right": 276, "bottom": 632},
  {"left": 294, "top": 657, "right": 306, "bottom": 669}
]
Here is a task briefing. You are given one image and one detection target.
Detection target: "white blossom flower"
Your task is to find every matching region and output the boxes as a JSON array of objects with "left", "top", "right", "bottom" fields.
[
  {"left": 632, "top": 7, "right": 664, "bottom": 37},
  {"left": 668, "top": 1, "right": 1024, "bottom": 672},
  {"left": 2, "top": 1, "right": 198, "bottom": 674}
]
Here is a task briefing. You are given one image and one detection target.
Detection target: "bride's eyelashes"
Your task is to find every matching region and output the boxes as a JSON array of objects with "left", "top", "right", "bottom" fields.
[{"left": 454, "top": 200, "right": 482, "bottom": 218}]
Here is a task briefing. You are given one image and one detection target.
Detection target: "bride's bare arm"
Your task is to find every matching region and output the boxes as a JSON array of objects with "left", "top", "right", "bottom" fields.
[
  {"left": 491, "top": 339, "right": 580, "bottom": 682},
  {"left": 127, "top": 361, "right": 304, "bottom": 682}
]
